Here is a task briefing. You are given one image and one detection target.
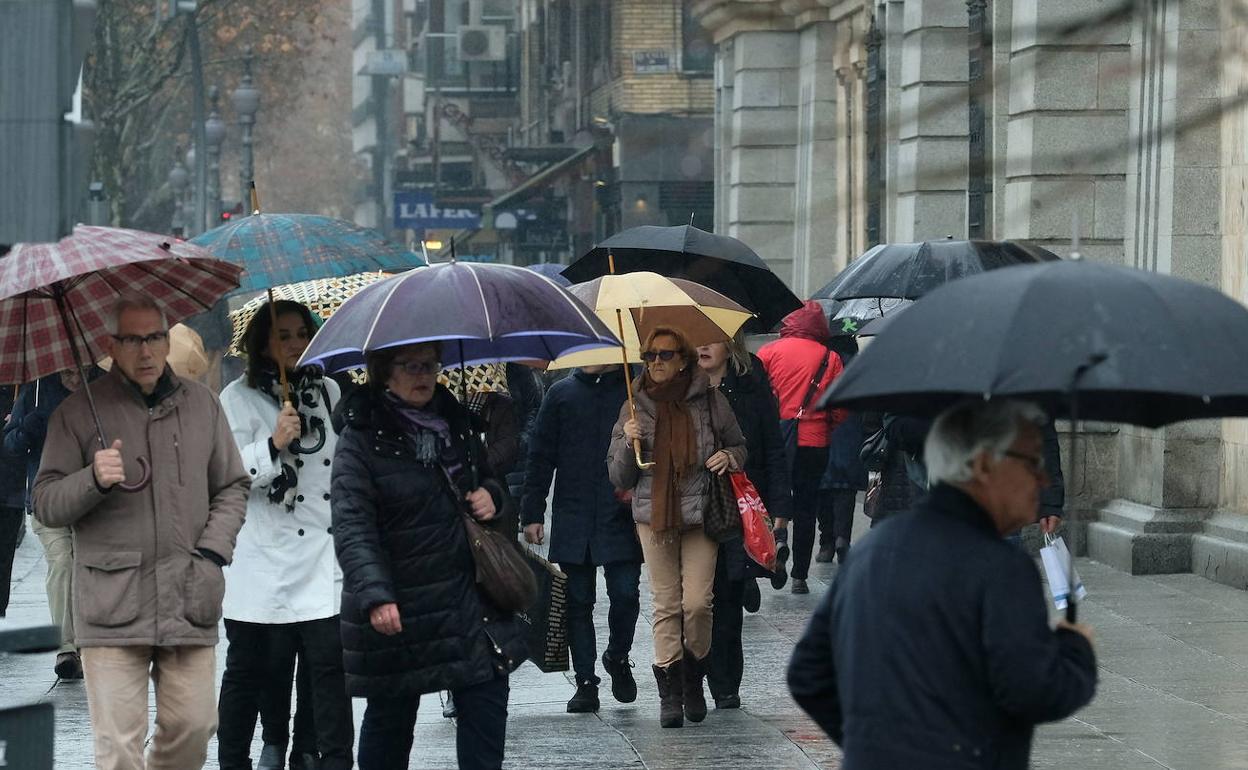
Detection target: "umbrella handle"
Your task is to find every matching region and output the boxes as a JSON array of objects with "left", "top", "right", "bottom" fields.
[
  {"left": 115, "top": 455, "right": 152, "bottom": 493},
  {"left": 289, "top": 422, "right": 326, "bottom": 455},
  {"left": 612, "top": 301, "right": 656, "bottom": 472}
]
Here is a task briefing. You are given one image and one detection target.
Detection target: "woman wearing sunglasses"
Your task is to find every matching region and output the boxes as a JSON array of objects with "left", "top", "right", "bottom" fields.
[{"left": 608, "top": 327, "right": 747, "bottom": 729}]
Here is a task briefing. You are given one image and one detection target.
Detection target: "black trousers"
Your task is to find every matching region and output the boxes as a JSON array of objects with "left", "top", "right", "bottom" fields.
[
  {"left": 791, "top": 446, "right": 830, "bottom": 580},
  {"left": 820, "top": 488, "right": 856, "bottom": 547},
  {"left": 561, "top": 560, "right": 641, "bottom": 684},
  {"left": 218, "top": 617, "right": 354, "bottom": 770},
  {"left": 259, "top": 635, "right": 315, "bottom": 758},
  {"left": 706, "top": 576, "right": 744, "bottom": 699},
  {"left": 0, "top": 506, "right": 22, "bottom": 617},
  {"left": 358, "top": 674, "right": 510, "bottom": 770}
]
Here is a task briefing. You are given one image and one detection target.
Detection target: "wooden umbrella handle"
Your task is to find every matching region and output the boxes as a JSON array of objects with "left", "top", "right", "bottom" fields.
[{"left": 267, "top": 288, "right": 292, "bottom": 408}]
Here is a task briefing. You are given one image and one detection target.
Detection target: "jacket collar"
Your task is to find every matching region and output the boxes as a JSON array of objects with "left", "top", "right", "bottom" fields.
[
  {"left": 106, "top": 365, "right": 183, "bottom": 413},
  {"left": 925, "top": 483, "right": 1000, "bottom": 535},
  {"left": 573, "top": 367, "right": 624, "bottom": 387},
  {"left": 632, "top": 368, "right": 711, "bottom": 409}
]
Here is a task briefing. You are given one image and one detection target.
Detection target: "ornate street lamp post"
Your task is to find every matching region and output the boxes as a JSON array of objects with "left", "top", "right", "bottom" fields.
[
  {"left": 184, "top": 145, "right": 198, "bottom": 237},
  {"left": 205, "top": 85, "right": 226, "bottom": 226},
  {"left": 169, "top": 154, "right": 190, "bottom": 237},
  {"left": 232, "top": 46, "right": 260, "bottom": 210}
]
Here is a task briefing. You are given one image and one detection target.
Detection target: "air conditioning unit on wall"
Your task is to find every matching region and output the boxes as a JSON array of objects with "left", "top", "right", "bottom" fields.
[{"left": 458, "top": 25, "right": 506, "bottom": 61}]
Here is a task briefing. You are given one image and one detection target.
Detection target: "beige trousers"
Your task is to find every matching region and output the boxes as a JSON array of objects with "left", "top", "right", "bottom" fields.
[
  {"left": 81, "top": 645, "right": 218, "bottom": 770},
  {"left": 31, "top": 515, "right": 75, "bottom": 653},
  {"left": 637, "top": 523, "right": 719, "bottom": 667}
]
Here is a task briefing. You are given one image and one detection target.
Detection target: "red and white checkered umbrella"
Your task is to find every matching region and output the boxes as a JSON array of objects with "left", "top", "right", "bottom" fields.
[{"left": 0, "top": 225, "right": 243, "bottom": 384}]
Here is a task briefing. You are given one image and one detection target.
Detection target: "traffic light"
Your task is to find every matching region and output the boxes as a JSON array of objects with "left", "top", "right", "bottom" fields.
[{"left": 0, "top": 0, "right": 98, "bottom": 245}]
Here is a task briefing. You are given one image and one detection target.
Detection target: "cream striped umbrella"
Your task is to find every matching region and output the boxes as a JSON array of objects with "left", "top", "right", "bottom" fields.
[{"left": 228, "top": 272, "right": 391, "bottom": 357}]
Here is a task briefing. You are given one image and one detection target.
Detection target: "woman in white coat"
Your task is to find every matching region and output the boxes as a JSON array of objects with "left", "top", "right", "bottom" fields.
[{"left": 218, "top": 301, "right": 353, "bottom": 770}]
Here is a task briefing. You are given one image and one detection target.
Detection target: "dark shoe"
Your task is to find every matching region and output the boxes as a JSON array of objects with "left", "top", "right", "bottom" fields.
[
  {"left": 714, "top": 694, "right": 742, "bottom": 710},
  {"left": 771, "top": 542, "right": 790, "bottom": 590},
  {"left": 681, "top": 647, "right": 708, "bottom": 723},
  {"left": 257, "top": 744, "right": 285, "bottom": 770},
  {"left": 814, "top": 546, "right": 835, "bottom": 563},
  {"left": 742, "top": 579, "right": 761, "bottom": 613},
  {"left": 566, "top": 680, "right": 600, "bottom": 713},
  {"left": 289, "top": 753, "right": 319, "bottom": 770},
  {"left": 791, "top": 578, "right": 810, "bottom": 595},
  {"left": 441, "top": 692, "right": 457, "bottom": 719},
  {"left": 54, "top": 651, "right": 83, "bottom": 680},
  {"left": 601, "top": 651, "right": 638, "bottom": 703},
  {"left": 652, "top": 662, "right": 684, "bottom": 728},
  {"left": 835, "top": 537, "right": 851, "bottom": 565}
]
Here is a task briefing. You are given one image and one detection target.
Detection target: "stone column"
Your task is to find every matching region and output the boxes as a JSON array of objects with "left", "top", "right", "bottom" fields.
[
  {"left": 893, "top": 0, "right": 969, "bottom": 241},
  {"left": 1094, "top": 0, "right": 1231, "bottom": 577},
  {"left": 792, "top": 21, "right": 841, "bottom": 296},
  {"left": 879, "top": 0, "right": 904, "bottom": 241}
]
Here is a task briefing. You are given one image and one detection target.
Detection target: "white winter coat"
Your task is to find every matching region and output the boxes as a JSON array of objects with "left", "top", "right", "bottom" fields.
[{"left": 219, "top": 375, "right": 342, "bottom": 623}]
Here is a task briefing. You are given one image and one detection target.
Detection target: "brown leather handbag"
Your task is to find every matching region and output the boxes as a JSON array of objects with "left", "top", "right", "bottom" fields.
[{"left": 461, "top": 510, "right": 539, "bottom": 612}]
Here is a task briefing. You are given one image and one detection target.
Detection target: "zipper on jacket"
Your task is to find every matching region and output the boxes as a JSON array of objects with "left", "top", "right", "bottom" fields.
[{"left": 173, "top": 433, "right": 184, "bottom": 486}]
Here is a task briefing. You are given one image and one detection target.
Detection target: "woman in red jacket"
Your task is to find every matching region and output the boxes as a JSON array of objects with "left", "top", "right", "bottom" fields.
[{"left": 757, "top": 301, "right": 845, "bottom": 594}]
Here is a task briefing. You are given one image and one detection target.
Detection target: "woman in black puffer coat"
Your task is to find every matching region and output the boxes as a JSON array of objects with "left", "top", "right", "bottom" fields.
[{"left": 331, "top": 341, "right": 527, "bottom": 770}]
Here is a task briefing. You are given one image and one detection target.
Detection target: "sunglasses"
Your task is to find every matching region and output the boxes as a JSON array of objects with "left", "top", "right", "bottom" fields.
[
  {"left": 642, "top": 350, "right": 679, "bottom": 363},
  {"left": 394, "top": 360, "right": 441, "bottom": 376}
]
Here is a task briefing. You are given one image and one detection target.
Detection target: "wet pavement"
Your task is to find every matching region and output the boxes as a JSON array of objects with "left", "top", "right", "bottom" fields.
[{"left": 4, "top": 507, "right": 1248, "bottom": 769}]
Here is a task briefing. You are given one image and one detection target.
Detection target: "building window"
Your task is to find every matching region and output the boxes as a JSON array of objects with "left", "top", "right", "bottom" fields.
[{"left": 681, "top": 2, "right": 713, "bottom": 75}]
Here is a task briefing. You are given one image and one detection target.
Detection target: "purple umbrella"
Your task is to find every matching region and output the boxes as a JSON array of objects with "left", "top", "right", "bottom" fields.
[
  {"left": 297, "top": 262, "right": 621, "bottom": 372},
  {"left": 524, "top": 262, "right": 571, "bottom": 287}
]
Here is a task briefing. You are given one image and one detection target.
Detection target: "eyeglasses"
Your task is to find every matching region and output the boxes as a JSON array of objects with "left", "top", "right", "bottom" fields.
[
  {"left": 111, "top": 331, "right": 170, "bottom": 351},
  {"left": 1003, "top": 450, "right": 1045, "bottom": 477},
  {"left": 394, "top": 360, "right": 441, "bottom": 376},
  {"left": 642, "top": 350, "right": 678, "bottom": 363}
]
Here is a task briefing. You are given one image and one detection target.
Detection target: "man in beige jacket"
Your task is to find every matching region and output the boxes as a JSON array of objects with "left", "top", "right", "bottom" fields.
[{"left": 34, "top": 294, "right": 250, "bottom": 770}]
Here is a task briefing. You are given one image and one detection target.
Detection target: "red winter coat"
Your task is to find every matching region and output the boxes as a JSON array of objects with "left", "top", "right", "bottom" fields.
[{"left": 758, "top": 301, "right": 846, "bottom": 448}]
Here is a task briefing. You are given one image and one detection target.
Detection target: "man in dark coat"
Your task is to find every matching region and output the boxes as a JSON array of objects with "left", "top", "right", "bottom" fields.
[
  {"left": 0, "top": 386, "right": 26, "bottom": 618},
  {"left": 789, "top": 399, "right": 1096, "bottom": 770},
  {"left": 521, "top": 364, "right": 643, "bottom": 714}
]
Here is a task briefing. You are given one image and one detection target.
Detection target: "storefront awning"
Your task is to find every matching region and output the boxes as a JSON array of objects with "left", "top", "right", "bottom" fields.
[{"left": 486, "top": 144, "right": 599, "bottom": 212}]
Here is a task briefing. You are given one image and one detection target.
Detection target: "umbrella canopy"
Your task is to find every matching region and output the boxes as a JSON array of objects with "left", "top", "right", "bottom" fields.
[
  {"left": 562, "top": 224, "right": 801, "bottom": 330},
  {"left": 190, "top": 213, "right": 424, "bottom": 295},
  {"left": 228, "top": 271, "right": 390, "bottom": 356},
  {"left": 819, "top": 259, "right": 1248, "bottom": 427},
  {"left": 524, "top": 262, "right": 571, "bottom": 287},
  {"left": 297, "top": 262, "right": 621, "bottom": 372},
  {"left": 548, "top": 272, "right": 755, "bottom": 370},
  {"left": 0, "top": 225, "right": 242, "bottom": 383},
  {"left": 814, "top": 297, "right": 911, "bottom": 337},
  {"left": 812, "top": 239, "right": 1060, "bottom": 302}
]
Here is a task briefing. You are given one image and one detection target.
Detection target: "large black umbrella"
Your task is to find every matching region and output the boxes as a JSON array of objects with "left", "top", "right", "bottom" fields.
[
  {"left": 814, "top": 297, "right": 911, "bottom": 337},
  {"left": 812, "top": 239, "right": 1060, "bottom": 302},
  {"left": 818, "top": 258, "right": 1248, "bottom": 427},
  {"left": 562, "top": 224, "right": 801, "bottom": 330}
]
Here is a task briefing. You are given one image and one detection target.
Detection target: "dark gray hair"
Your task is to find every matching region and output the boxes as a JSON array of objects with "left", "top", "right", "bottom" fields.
[
  {"left": 924, "top": 399, "right": 1047, "bottom": 486},
  {"left": 109, "top": 294, "right": 168, "bottom": 335}
]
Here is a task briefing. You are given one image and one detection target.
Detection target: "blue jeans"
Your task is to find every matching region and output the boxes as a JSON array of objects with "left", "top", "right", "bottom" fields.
[
  {"left": 357, "top": 675, "right": 510, "bottom": 770},
  {"left": 560, "top": 560, "right": 641, "bottom": 684}
]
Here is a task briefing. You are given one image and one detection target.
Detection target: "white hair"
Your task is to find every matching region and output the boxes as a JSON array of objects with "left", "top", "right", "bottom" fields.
[
  {"left": 924, "top": 399, "right": 1047, "bottom": 486},
  {"left": 110, "top": 294, "right": 168, "bottom": 335}
]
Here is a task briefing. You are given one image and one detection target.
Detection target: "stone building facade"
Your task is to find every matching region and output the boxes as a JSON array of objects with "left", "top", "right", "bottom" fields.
[{"left": 693, "top": 0, "right": 1248, "bottom": 589}]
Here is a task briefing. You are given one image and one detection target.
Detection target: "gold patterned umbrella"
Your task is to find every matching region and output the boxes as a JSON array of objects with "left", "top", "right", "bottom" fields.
[{"left": 228, "top": 272, "right": 390, "bottom": 357}]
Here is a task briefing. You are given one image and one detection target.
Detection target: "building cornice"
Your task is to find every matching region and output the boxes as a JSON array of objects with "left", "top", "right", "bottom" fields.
[{"left": 690, "top": 1, "right": 796, "bottom": 44}]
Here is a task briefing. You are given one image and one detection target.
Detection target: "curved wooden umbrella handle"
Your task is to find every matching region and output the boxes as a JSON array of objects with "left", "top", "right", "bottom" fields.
[
  {"left": 289, "top": 422, "right": 326, "bottom": 455},
  {"left": 116, "top": 455, "right": 152, "bottom": 493},
  {"left": 633, "top": 440, "right": 655, "bottom": 470}
]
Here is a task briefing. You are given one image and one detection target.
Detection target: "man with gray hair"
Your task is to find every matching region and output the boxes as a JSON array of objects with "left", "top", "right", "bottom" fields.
[
  {"left": 788, "top": 398, "right": 1097, "bottom": 770},
  {"left": 34, "top": 293, "right": 249, "bottom": 770}
]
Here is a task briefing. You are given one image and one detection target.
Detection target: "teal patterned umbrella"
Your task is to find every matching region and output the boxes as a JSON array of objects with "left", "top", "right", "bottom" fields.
[{"left": 190, "top": 212, "right": 423, "bottom": 295}]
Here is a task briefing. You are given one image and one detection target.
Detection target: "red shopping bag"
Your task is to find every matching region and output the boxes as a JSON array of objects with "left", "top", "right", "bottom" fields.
[{"left": 729, "top": 472, "right": 777, "bottom": 570}]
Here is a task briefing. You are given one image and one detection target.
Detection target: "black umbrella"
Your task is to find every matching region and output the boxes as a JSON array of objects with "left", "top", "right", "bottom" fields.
[
  {"left": 562, "top": 224, "right": 801, "bottom": 330},
  {"left": 820, "top": 258, "right": 1248, "bottom": 425},
  {"left": 814, "top": 297, "right": 911, "bottom": 337},
  {"left": 812, "top": 239, "right": 1060, "bottom": 302}
]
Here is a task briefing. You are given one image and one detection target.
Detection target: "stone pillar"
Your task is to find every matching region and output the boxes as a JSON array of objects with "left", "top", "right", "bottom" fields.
[
  {"left": 792, "top": 21, "right": 841, "bottom": 296},
  {"left": 1092, "top": 0, "right": 1232, "bottom": 577},
  {"left": 893, "top": 0, "right": 969, "bottom": 241},
  {"left": 879, "top": 0, "right": 904, "bottom": 241},
  {"left": 1002, "top": 1, "right": 1129, "bottom": 261}
]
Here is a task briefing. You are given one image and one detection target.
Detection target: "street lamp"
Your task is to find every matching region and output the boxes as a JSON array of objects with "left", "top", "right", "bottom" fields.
[
  {"left": 169, "top": 153, "right": 189, "bottom": 237},
  {"left": 231, "top": 46, "right": 260, "bottom": 210},
  {"left": 184, "top": 144, "right": 198, "bottom": 236},
  {"left": 205, "top": 85, "right": 226, "bottom": 226}
]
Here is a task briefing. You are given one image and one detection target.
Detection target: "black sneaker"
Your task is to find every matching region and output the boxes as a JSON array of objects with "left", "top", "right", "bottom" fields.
[
  {"left": 601, "top": 651, "right": 638, "bottom": 703},
  {"left": 791, "top": 578, "right": 810, "bottom": 595},
  {"left": 441, "top": 692, "right": 456, "bottom": 719},
  {"left": 814, "top": 546, "right": 835, "bottom": 563},
  {"left": 771, "top": 542, "right": 790, "bottom": 590},
  {"left": 714, "top": 694, "right": 741, "bottom": 710},
  {"left": 567, "top": 680, "right": 600, "bottom": 713},
  {"left": 742, "top": 579, "right": 761, "bottom": 613},
  {"left": 54, "top": 651, "right": 83, "bottom": 680}
]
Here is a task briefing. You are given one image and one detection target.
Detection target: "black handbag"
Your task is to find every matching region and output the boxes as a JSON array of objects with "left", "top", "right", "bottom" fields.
[
  {"left": 780, "top": 352, "right": 834, "bottom": 471},
  {"left": 703, "top": 388, "right": 743, "bottom": 543},
  {"left": 859, "top": 426, "right": 891, "bottom": 472}
]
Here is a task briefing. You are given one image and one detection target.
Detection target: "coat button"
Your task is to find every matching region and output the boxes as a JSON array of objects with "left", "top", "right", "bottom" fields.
[
  {"left": 297, "top": 528, "right": 305, "bottom": 536},
  {"left": 295, "top": 459, "right": 304, "bottom": 468},
  {"left": 296, "top": 494, "right": 305, "bottom": 502},
  {"left": 249, "top": 468, "right": 257, "bottom": 475},
  {"left": 323, "top": 459, "right": 331, "bottom": 467},
  {"left": 327, "top": 526, "right": 334, "bottom": 535},
  {"left": 323, "top": 493, "right": 330, "bottom": 501}
]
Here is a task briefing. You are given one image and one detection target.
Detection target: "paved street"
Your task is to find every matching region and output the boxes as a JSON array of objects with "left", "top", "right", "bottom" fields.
[{"left": 5, "top": 508, "right": 1248, "bottom": 769}]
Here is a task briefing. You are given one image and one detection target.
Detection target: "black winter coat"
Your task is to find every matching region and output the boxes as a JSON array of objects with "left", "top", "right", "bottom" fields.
[
  {"left": 331, "top": 385, "right": 528, "bottom": 698},
  {"left": 520, "top": 368, "right": 641, "bottom": 566},
  {"left": 713, "top": 363, "right": 792, "bottom": 582},
  {"left": 788, "top": 484, "right": 1097, "bottom": 769}
]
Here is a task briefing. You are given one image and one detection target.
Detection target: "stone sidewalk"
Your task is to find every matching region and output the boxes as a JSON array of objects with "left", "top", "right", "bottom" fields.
[{"left": 5, "top": 509, "right": 1248, "bottom": 768}]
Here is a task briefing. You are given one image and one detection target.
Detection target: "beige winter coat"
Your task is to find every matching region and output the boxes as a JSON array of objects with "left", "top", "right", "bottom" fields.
[
  {"left": 33, "top": 367, "right": 250, "bottom": 647},
  {"left": 607, "top": 369, "right": 747, "bottom": 529}
]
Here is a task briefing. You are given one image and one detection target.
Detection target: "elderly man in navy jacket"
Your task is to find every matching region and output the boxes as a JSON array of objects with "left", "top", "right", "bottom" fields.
[
  {"left": 522, "top": 364, "right": 644, "bottom": 714},
  {"left": 788, "top": 399, "right": 1097, "bottom": 769}
]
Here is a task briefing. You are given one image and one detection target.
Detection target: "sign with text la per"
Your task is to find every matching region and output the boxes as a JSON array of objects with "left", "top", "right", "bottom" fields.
[{"left": 393, "top": 191, "right": 481, "bottom": 231}]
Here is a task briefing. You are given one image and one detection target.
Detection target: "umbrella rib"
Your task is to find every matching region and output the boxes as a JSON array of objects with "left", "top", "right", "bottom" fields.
[
  {"left": 528, "top": 267, "right": 610, "bottom": 341},
  {"left": 466, "top": 264, "right": 494, "bottom": 340},
  {"left": 361, "top": 269, "right": 415, "bottom": 350}
]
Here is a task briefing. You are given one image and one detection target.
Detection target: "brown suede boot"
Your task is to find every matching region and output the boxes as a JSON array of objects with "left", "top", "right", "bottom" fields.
[
  {"left": 682, "top": 647, "right": 708, "bottom": 723},
  {"left": 652, "top": 661, "right": 685, "bottom": 728}
]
